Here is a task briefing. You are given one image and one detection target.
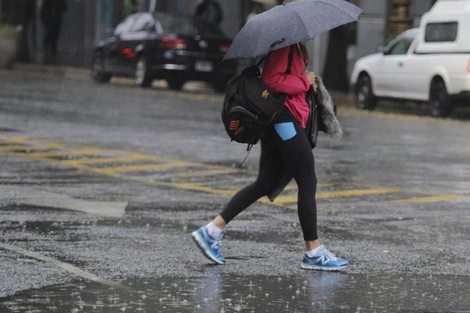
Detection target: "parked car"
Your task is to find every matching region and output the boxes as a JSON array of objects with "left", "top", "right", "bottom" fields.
[
  {"left": 350, "top": 0, "right": 470, "bottom": 117},
  {"left": 91, "top": 12, "right": 237, "bottom": 92}
]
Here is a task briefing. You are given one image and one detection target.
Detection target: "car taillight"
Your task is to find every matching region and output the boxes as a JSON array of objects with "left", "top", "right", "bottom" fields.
[
  {"left": 121, "top": 47, "right": 135, "bottom": 59},
  {"left": 159, "top": 38, "right": 187, "bottom": 50},
  {"left": 219, "top": 42, "right": 230, "bottom": 53}
]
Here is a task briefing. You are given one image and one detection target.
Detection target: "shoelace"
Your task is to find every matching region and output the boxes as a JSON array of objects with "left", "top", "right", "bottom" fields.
[
  {"left": 210, "top": 240, "right": 222, "bottom": 256},
  {"left": 210, "top": 239, "right": 220, "bottom": 249},
  {"left": 323, "top": 248, "right": 338, "bottom": 261}
]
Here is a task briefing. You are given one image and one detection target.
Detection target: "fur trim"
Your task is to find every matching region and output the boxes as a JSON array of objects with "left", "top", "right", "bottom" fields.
[{"left": 316, "top": 76, "right": 343, "bottom": 140}]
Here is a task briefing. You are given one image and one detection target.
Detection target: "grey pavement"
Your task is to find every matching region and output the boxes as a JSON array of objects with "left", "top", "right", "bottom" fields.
[{"left": 0, "top": 64, "right": 469, "bottom": 313}]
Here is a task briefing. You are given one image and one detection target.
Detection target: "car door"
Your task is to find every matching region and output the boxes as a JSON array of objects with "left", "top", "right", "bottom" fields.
[
  {"left": 116, "top": 13, "right": 155, "bottom": 74},
  {"left": 105, "top": 15, "right": 137, "bottom": 74},
  {"left": 394, "top": 37, "right": 426, "bottom": 100},
  {"left": 374, "top": 31, "right": 419, "bottom": 98}
]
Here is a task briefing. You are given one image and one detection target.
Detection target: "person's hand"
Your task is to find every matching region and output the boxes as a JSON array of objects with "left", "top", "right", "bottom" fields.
[{"left": 303, "top": 70, "right": 317, "bottom": 92}]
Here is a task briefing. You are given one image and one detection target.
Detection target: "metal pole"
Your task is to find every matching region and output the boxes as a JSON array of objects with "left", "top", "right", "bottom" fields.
[
  {"left": 149, "top": 0, "right": 156, "bottom": 12},
  {"left": 36, "top": 0, "right": 43, "bottom": 63},
  {"left": 94, "top": 0, "right": 103, "bottom": 44}
]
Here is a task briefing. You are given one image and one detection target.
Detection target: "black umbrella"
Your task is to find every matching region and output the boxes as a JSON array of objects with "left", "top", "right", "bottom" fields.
[{"left": 224, "top": 0, "right": 363, "bottom": 60}]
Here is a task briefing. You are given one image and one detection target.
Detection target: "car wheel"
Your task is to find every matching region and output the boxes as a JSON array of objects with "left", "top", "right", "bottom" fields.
[
  {"left": 91, "top": 53, "right": 111, "bottom": 83},
  {"left": 355, "top": 74, "right": 377, "bottom": 110},
  {"left": 135, "top": 57, "right": 153, "bottom": 87},
  {"left": 166, "top": 77, "right": 185, "bottom": 90},
  {"left": 429, "top": 80, "right": 452, "bottom": 117}
]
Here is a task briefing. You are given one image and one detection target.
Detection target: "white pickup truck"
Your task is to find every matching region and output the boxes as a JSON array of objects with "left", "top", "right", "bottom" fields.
[{"left": 350, "top": 0, "right": 470, "bottom": 117}]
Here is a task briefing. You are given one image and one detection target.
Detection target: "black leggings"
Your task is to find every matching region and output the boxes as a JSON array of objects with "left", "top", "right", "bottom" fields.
[{"left": 219, "top": 115, "right": 318, "bottom": 241}]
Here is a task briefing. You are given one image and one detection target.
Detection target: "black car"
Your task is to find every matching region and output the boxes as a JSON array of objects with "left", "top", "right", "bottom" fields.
[{"left": 91, "top": 12, "right": 237, "bottom": 92}]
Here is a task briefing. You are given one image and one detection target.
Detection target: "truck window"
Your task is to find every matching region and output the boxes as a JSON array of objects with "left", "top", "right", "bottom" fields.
[{"left": 425, "top": 22, "right": 458, "bottom": 42}]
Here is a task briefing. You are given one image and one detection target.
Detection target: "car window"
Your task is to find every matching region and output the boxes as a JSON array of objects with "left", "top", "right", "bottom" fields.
[
  {"left": 114, "top": 16, "right": 136, "bottom": 35},
  {"left": 154, "top": 14, "right": 225, "bottom": 37},
  {"left": 425, "top": 22, "right": 458, "bottom": 42},
  {"left": 130, "top": 13, "right": 156, "bottom": 33},
  {"left": 388, "top": 33, "right": 416, "bottom": 55}
]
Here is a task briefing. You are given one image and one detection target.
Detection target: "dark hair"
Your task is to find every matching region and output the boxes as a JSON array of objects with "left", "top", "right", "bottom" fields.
[{"left": 298, "top": 42, "right": 309, "bottom": 64}]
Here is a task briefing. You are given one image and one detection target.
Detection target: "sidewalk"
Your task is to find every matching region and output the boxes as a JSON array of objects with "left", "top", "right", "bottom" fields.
[{"left": 10, "top": 62, "right": 356, "bottom": 107}]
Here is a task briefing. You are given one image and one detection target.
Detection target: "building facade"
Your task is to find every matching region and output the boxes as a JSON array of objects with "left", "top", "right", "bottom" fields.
[{"left": 1, "top": 0, "right": 437, "bottom": 76}]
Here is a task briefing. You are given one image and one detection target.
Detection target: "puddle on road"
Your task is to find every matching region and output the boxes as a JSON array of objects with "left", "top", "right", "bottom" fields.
[{"left": 1, "top": 270, "right": 469, "bottom": 312}]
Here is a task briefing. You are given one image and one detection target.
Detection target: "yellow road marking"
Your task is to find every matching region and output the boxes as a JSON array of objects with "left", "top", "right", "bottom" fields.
[
  {"left": 391, "top": 194, "right": 461, "bottom": 203},
  {"left": 95, "top": 161, "right": 194, "bottom": 174},
  {"left": 0, "top": 133, "right": 463, "bottom": 205},
  {"left": 26, "top": 148, "right": 111, "bottom": 158},
  {"left": 62, "top": 154, "right": 161, "bottom": 165},
  {"left": 0, "top": 143, "right": 68, "bottom": 152},
  {"left": 173, "top": 168, "right": 239, "bottom": 178},
  {"left": 170, "top": 182, "right": 236, "bottom": 196},
  {"left": 0, "top": 136, "right": 30, "bottom": 144},
  {"left": 270, "top": 188, "right": 403, "bottom": 204},
  {"left": 281, "top": 183, "right": 334, "bottom": 191},
  {"left": 316, "top": 188, "right": 403, "bottom": 199}
]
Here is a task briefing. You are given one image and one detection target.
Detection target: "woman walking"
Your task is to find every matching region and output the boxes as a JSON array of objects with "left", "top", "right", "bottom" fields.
[{"left": 192, "top": 42, "right": 348, "bottom": 271}]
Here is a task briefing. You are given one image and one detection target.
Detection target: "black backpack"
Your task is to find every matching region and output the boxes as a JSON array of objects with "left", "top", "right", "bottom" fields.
[{"left": 221, "top": 47, "right": 294, "bottom": 148}]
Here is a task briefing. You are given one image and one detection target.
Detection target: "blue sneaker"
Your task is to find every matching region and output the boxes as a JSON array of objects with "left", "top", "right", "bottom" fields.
[
  {"left": 301, "top": 245, "right": 349, "bottom": 271},
  {"left": 191, "top": 226, "right": 225, "bottom": 265}
]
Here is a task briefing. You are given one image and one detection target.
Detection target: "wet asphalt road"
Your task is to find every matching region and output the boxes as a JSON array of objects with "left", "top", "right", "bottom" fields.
[{"left": 0, "top": 65, "right": 469, "bottom": 312}]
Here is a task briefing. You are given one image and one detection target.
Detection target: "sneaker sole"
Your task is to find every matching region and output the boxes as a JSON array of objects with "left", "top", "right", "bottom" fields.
[
  {"left": 301, "top": 263, "right": 348, "bottom": 271},
  {"left": 191, "top": 231, "right": 225, "bottom": 265}
]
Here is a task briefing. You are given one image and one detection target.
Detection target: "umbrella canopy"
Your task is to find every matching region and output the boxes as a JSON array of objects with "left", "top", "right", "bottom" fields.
[{"left": 224, "top": 0, "right": 363, "bottom": 60}]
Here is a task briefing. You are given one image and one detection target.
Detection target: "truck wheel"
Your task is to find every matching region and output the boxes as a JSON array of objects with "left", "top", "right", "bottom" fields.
[
  {"left": 429, "top": 80, "right": 452, "bottom": 117},
  {"left": 135, "top": 57, "right": 153, "bottom": 87},
  {"left": 91, "top": 53, "right": 111, "bottom": 83},
  {"left": 355, "top": 74, "right": 377, "bottom": 110}
]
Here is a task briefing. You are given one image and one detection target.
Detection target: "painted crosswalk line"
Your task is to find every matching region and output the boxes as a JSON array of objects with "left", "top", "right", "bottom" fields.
[{"left": 0, "top": 133, "right": 462, "bottom": 205}]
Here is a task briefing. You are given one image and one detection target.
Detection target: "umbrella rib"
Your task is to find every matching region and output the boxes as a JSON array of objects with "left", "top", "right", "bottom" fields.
[
  {"left": 223, "top": 0, "right": 363, "bottom": 60},
  {"left": 286, "top": 6, "right": 310, "bottom": 43},
  {"left": 316, "top": 0, "right": 356, "bottom": 16}
]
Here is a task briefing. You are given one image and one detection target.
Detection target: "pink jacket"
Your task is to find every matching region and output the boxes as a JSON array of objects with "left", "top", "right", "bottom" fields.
[{"left": 261, "top": 45, "right": 311, "bottom": 129}]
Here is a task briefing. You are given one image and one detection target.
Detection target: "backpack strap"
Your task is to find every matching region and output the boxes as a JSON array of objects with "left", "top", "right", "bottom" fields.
[
  {"left": 285, "top": 45, "right": 295, "bottom": 75},
  {"left": 239, "top": 45, "right": 296, "bottom": 167}
]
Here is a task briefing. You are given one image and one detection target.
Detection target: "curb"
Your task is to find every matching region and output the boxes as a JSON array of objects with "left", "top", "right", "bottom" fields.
[{"left": 8, "top": 62, "right": 355, "bottom": 106}]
